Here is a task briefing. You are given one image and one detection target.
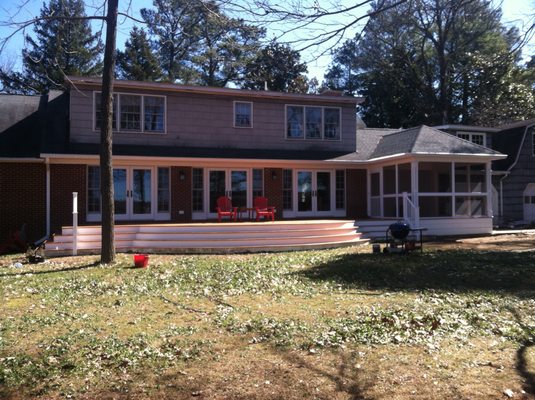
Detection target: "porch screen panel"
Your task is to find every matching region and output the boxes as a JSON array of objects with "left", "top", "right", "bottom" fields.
[
  {"left": 192, "top": 168, "right": 204, "bottom": 212},
  {"left": 455, "top": 196, "right": 486, "bottom": 217},
  {"left": 157, "top": 168, "right": 170, "bottom": 213},
  {"left": 419, "top": 162, "right": 451, "bottom": 193},
  {"left": 384, "top": 198, "right": 397, "bottom": 217},
  {"left": 419, "top": 196, "right": 452, "bottom": 217},
  {"left": 383, "top": 166, "right": 396, "bottom": 195},
  {"left": 470, "top": 164, "right": 486, "bottom": 192},
  {"left": 335, "top": 170, "right": 345, "bottom": 210},
  {"left": 370, "top": 173, "right": 380, "bottom": 216},
  {"left": 253, "top": 169, "right": 263, "bottom": 198},
  {"left": 283, "top": 169, "right": 293, "bottom": 210},
  {"left": 87, "top": 166, "right": 100, "bottom": 213},
  {"left": 398, "top": 163, "right": 411, "bottom": 193}
]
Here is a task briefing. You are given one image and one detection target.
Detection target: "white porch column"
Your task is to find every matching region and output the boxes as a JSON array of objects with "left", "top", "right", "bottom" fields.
[
  {"left": 486, "top": 162, "right": 493, "bottom": 217},
  {"left": 410, "top": 161, "right": 419, "bottom": 206}
]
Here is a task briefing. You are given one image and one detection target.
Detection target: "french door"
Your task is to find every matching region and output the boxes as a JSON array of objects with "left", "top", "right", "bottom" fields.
[
  {"left": 295, "top": 170, "right": 333, "bottom": 217},
  {"left": 208, "top": 169, "right": 248, "bottom": 216},
  {"left": 113, "top": 167, "right": 154, "bottom": 221}
]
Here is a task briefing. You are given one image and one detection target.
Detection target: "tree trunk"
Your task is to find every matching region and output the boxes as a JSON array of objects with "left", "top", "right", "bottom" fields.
[{"left": 99, "top": 0, "right": 118, "bottom": 264}]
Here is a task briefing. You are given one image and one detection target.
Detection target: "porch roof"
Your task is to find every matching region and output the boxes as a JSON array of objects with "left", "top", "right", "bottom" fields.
[{"left": 339, "top": 125, "right": 504, "bottom": 162}]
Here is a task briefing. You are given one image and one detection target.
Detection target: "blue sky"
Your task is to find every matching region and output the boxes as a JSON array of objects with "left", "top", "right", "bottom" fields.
[{"left": 0, "top": 0, "right": 533, "bottom": 80}]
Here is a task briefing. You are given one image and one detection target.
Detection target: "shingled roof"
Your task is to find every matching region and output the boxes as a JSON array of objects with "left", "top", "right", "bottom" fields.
[{"left": 333, "top": 125, "right": 503, "bottom": 162}]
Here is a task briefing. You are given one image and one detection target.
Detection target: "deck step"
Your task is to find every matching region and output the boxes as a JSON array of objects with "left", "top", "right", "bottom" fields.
[{"left": 47, "top": 220, "right": 368, "bottom": 255}]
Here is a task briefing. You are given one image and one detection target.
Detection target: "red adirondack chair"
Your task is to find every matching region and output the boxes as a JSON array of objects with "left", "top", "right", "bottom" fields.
[
  {"left": 216, "top": 196, "right": 238, "bottom": 222},
  {"left": 253, "top": 197, "right": 275, "bottom": 222}
]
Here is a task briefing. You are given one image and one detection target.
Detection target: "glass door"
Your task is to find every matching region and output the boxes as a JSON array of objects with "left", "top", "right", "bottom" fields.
[
  {"left": 113, "top": 168, "right": 128, "bottom": 220},
  {"left": 316, "top": 171, "right": 332, "bottom": 215},
  {"left": 297, "top": 171, "right": 313, "bottom": 215},
  {"left": 131, "top": 168, "right": 152, "bottom": 219},
  {"left": 230, "top": 170, "right": 247, "bottom": 208},
  {"left": 209, "top": 170, "right": 226, "bottom": 213},
  {"left": 295, "top": 170, "right": 333, "bottom": 217}
]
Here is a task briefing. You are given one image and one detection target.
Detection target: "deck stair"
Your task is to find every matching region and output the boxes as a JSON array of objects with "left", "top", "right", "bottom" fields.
[
  {"left": 356, "top": 219, "right": 399, "bottom": 239},
  {"left": 47, "top": 220, "right": 368, "bottom": 255}
]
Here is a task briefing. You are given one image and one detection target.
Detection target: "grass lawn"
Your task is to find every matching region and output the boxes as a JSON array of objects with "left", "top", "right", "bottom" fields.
[{"left": 1, "top": 245, "right": 534, "bottom": 399}]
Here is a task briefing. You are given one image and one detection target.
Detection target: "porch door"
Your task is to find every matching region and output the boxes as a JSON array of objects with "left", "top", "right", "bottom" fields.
[
  {"left": 114, "top": 168, "right": 128, "bottom": 220},
  {"left": 208, "top": 169, "right": 248, "bottom": 215},
  {"left": 131, "top": 168, "right": 152, "bottom": 220},
  {"left": 296, "top": 170, "right": 332, "bottom": 217},
  {"left": 114, "top": 167, "right": 153, "bottom": 220}
]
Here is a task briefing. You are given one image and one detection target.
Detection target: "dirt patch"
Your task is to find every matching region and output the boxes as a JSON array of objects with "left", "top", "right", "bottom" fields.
[{"left": 427, "top": 233, "right": 535, "bottom": 252}]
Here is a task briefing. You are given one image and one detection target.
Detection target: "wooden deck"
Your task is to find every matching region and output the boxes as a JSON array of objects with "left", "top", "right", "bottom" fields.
[{"left": 47, "top": 220, "right": 368, "bottom": 255}]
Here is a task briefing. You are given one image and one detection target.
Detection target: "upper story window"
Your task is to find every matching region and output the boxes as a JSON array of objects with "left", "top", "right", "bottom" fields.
[
  {"left": 94, "top": 92, "right": 165, "bottom": 133},
  {"left": 457, "top": 132, "right": 485, "bottom": 147},
  {"left": 286, "top": 105, "right": 341, "bottom": 140},
  {"left": 234, "top": 101, "right": 252, "bottom": 128}
]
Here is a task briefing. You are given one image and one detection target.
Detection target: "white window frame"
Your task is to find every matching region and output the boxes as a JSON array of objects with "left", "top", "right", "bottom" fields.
[
  {"left": 93, "top": 91, "right": 167, "bottom": 134},
  {"left": 284, "top": 104, "right": 342, "bottom": 141},
  {"left": 233, "top": 101, "right": 253, "bottom": 128},
  {"left": 456, "top": 132, "right": 486, "bottom": 147}
]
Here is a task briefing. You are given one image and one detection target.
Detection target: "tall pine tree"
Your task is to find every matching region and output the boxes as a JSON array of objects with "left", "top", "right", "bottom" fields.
[
  {"left": 116, "top": 27, "right": 162, "bottom": 81},
  {"left": 2, "top": 0, "right": 103, "bottom": 94},
  {"left": 242, "top": 41, "right": 309, "bottom": 92}
]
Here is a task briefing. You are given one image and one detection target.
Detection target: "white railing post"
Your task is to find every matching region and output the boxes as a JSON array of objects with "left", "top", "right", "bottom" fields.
[
  {"left": 72, "top": 192, "right": 78, "bottom": 256},
  {"left": 403, "top": 192, "right": 409, "bottom": 224}
]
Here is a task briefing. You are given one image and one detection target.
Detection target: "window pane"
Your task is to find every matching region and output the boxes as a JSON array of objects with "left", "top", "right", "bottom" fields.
[
  {"left": 144, "top": 96, "right": 165, "bottom": 132},
  {"left": 157, "top": 167, "right": 170, "bottom": 212},
  {"left": 120, "top": 95, "right": 141, "bottom": 130},
  {"left": 287, "top": 106, "right": 304, "bottom": 138},
  {"left": 192, "top": 168, "right": 204, "bottom": 212},
  {"left": 324, "top": 108, "right": 340, "bottom": 139},
  {"left": 95, "top": 93, "right": 117, "bottom": 130},
  {"left": 235, "top": 102, "right": 252, "bottom": 127},
  {"left": 471, "top": 134, "right": 484, "bottom": 145},
  {"left": 253, "top": 169, "right": 263, "bottom": 198},
  {"left": 306, "top": 107, "right": 322, "bottom": 139},
  {"left": 87, "top": 166, "right": 101, "bottom": 213},
  {"left": 283, "top": 169, "right": 293, "bottom": 210}
]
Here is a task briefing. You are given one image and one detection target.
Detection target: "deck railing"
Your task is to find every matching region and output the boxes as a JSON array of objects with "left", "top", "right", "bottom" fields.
[{"left": 402, "top": 192, "right": 420, "bottom": 230}]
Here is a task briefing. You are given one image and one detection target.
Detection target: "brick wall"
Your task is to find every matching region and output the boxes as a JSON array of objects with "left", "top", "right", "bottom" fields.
[
  {"left": 50, "top": 164, "right": 86, "bottom": 234},
  {"left": 0, "top": 162, "right": 46, "bottom": 243},
  {"left": 346, "top": 169, "right": 367, "bottom": 219},
  {"left": 171, "top": 167, "right": 192, "bottom": 222},
  {"left": 264, "top": 168, "right": 284, "bottom": 220}
]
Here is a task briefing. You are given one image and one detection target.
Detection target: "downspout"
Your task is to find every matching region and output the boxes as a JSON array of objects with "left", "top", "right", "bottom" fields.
[{"left": 46, "top": 157, "right": 50, "bottom": 236}]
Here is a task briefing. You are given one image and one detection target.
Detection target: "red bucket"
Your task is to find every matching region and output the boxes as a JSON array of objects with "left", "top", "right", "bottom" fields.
[{"left": 134, "top": 254, "right": 149, "bottom": 268}]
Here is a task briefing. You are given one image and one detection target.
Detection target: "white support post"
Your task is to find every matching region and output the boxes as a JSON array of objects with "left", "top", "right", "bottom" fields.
[
  {"left": 72, "top": 192, "right": 78, "bottom": 256},
  {"left": 486, "top": 162, "right": 493, "bottom": 218}
]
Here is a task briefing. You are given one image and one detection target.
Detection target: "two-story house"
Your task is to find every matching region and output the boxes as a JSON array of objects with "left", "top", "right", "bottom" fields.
[{"left": 0, "top": 77, "right": 505, "bottom": 253}]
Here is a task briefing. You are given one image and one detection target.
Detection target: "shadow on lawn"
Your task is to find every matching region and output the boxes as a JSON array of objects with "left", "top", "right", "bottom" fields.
[
  {"left": 298, "top": 249, "right": 535, "bottom": 295},
  {"left": 509, "top": 307, "right": 535, "bottom": 396},
  {"left": 0, "top": 261, "right": 102, "bottom": 278}
]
